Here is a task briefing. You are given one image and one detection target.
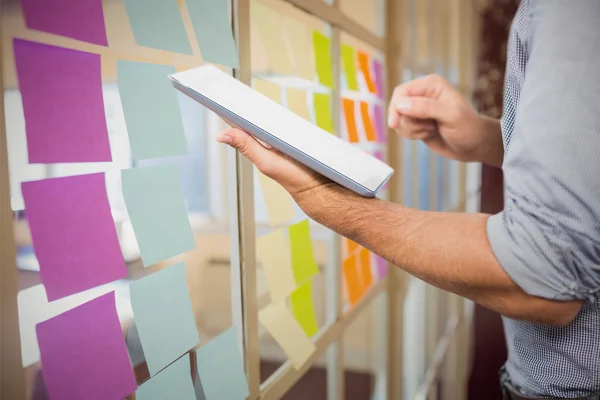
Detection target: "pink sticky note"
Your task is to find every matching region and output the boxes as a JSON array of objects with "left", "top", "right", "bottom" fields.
[
  {"left": 373, "top": 59, "right": 384, "bottom": 98},
  {"left": 14, "top": 39, "right": 111, "bottom": 163},
  {"left": 373, "top": 104, "right": 387, "bottom": 143},
  {"left": 20, "top": 0, "right": 108, "bottom": 46},
  {"left": 374, "top": 255, "right": 388, "bottom": 278},
  {"left": 37, "top": 292, "right": 137, "bottom": 400},
  {"left": 22, "top": 173, "right": 127, "bottom": 301}
]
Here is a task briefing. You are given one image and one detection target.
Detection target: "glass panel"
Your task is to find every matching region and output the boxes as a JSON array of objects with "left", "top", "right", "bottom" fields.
[
  {"left": 339, "top": 0, "right": 385, "bottom": 38},
  {"left": 403, "top": 278, "right": 427, "bottom": 399}
]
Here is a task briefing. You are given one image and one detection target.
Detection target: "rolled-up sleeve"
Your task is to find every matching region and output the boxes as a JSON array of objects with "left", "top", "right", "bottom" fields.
[{"left": 487, "top": 1, "right": 600, "bottom": 301}]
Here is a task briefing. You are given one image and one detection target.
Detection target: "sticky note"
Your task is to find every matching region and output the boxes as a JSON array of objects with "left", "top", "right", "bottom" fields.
[
  {"left": 343, "top": 255, "right": 362, "bottom": 306},
  {"left": 290, "top": 281, "right": 319, "bottom": 337},
  {"left": 403, "top": 138, "right": 413, "bottom": 207},
  {"left": 373, "top": 104, "right": 387, "bottom": 143},
  {"left": 357, "top": 51, "right": 376, "bottom": 93},
  {"left": 14, "top": 39, "right": 111, "bottom": 163},
  {"left": 258, "top": 303, "right": 316, "bottom": 370},
  {"left": 36, "top": 292, "right": 137, "bottom": 400},
  {"left": 135, "top": 355, "right": 195, "bottom": 400},
  {"left": 418, "top": 141, "right": 430, "bottom": 210},
  {"left": 253, "top": 78, "right": 281, "bottom": 103},
  {"left": 195, "top": 327, "right": 250, "bottom": 400},
  {"left": 22, "top": 174, "right": 127, "bottom": 301},
  {"left": 289, "top": 220, "right": 319, "bottom": 285},
  {"left": 360, "top": 102, "right": 377, "bottom": 142},
  {"left": 342, "top": 98, "right": 359, "bottom": 143},
  {"left": 359, "top": 248, "right": 374, "bottom": 289},
  {"left": 21, "top": 0, "right": 108, "bottom": 46},
  {"left": 373, "top": 59, "right": 385, "bottom": 98},
  {"left": 312, "top": 31, "right": 334, "bottom": 88},
  {"left": 313, "top": 93, "right": 334, "bottom": 133},
  {"left": 256, "top": 171, "right": 296, "bottom": 227},
  {"left": 117, "top": 61, "right": 188, "bottom": 160},
  {"left": 283, "top": 18, "right": 314, "bottom": 80},
  {"left": 122, "top": 165, "right": 196, "bottom": 267},
  {"left": 187, "top": 0, "right": 240, "bottom": 68},
  {"left": 345, "top": 238, "right": 359, "bottom": 255},
  {"left": 375, "top": 255, "right": 389, "bottom": 279},
  {"left": 123, "top": 0, "right": 191, "bottom": 54},
  {"left": 341, "top": 44, "right": 359, "bottom": 90},
  {"left": 252, "top": 2, "right": 293, "bottom": 75},
  {"left": 130, "top": 262, "right": 199, "bottom": 376},
  {"left": 286, "top": 88, "right": 311, "bottom": 120},
  {"left": 256, "top": 229, "right": 296, "bottom": 302}
]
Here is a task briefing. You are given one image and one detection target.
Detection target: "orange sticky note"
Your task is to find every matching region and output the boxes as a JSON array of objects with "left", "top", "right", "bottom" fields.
[
  {"left": 360, "top": 102, "right": 377, "bottom": 142},
  {"left": 345, "top": 238, "right": 359, "bottom": 255},
  {"left": 343, "top": 254, "right": 362, "bottom": 306},
  {"left": 359, "top": 248, "right": 374, "bottom": 289},
  {"left": 357, "top": 51, "right": 376, "bottom": 93},
  {"left": 342, "top": 98, "right": 359, "bottom": 143}
]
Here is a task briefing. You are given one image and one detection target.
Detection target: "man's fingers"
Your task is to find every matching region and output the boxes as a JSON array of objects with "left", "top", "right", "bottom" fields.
[
  {"left": 216, "top": 128, "right": 275, "bottom": 173},
  {"left": 393, "top": 96, "right": 450, "bottom": 121}
]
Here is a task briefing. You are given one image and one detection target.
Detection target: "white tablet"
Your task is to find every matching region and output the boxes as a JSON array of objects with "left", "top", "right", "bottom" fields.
[{"left": 169, "top": 65, "right": 393, "bottom": 197}]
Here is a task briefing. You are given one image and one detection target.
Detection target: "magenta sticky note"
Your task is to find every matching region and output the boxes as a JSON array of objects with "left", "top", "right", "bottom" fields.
[
  {"left": 22, "top": 173, "right": 127, "bottom": 301},
  {"left": 373, "top": 104, "right": 387, "bottom": 143},
  {"left": 14, "top": 39, "right": 111, "bottom": 163},
  {"left": 36, "top": 292, "right": 137, "bottom": 400},
  {"left": 374, "top": 255, "right": 388, "bottom": 278},
  {"left": 20, "top": 0, "right": 108, "bottom": 46},
  {"left": 373, "top": 59, "right": 384, "bottom": 98}
]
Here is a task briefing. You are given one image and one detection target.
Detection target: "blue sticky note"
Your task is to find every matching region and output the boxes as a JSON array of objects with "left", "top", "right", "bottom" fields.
[
  {"left": 123, "top": 0, "right": 192, "bottom": 54},
  {"left": 195, "top": 326, "right": 249, "bottom": 400},
  {"left": 186, "top": 0, "right": 239, "bottom": 68},
  {"left": 135, "top": 355, "right": 196, "bottom": 400},
  {"left": 122, "top": 165, "right": 196, "bottom": 267},
  {"left": 117, "top": 60, "right": 188, "bottom": 160},
  {"left": 436, "top": 154, "right": 444, "bottom": 211},
  {"left": 130, "top": 263, "right": 199, "bottom": 376},
  {"left": 403, "top": 138, "right": 412, "bottom": 207},
  {"left": 418, "top": 141, "right": 430, "bottom": 210}
]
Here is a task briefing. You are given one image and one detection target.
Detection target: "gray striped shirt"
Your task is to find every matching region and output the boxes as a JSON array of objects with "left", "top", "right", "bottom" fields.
[{"left": 486, "top": 0, "right": 600, "bottom": 397}]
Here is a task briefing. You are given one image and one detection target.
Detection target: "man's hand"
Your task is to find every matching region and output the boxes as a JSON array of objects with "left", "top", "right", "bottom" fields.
[{"left": 389, "top": 74, "right": 504, "bottom": 167}]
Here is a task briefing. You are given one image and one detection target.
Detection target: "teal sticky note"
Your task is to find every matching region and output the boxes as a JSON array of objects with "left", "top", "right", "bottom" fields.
[
  {"left": 122, "top": 165, "right": 196, "bottom": 267},
  {"left": 135, "top": 355, "right": 196, "bottom": 400},
  {"left": 130, "top": 263, "right": 199, "bottom": 376},
  {"left": 123, "top": 0, "right": 192, "bottom": 54},
  {"left": 195, "top": 326, "right": 249, "bottom": 400},
  {"left": 117, "top": 60, "right": 188, "bottom": 160},
  {"left": 186, "top": 0, "right": 240, "bottom": 68}
]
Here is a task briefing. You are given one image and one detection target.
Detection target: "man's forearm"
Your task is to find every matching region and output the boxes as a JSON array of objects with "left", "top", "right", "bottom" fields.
[
  {"left": 297, "top": 185, "right": 581, "bottom": 325},
  {"left": 473, "top": 115, "right": 504, "bottom": 167}
]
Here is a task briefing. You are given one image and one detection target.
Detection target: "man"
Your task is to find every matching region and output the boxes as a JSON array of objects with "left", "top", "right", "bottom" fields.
[{"left": 217, "top": 1, "right": 600, "bottom": 398}]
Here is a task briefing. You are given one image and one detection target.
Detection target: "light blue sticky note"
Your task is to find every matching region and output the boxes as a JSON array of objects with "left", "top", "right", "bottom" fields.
[
  {"left": 195, "top": 326, "right": 249, "bottom": 400},
  {"left": 436, "top": 154, "right": 444, "bottom": 211},
  {"left": 418, "top": 141, "right": 430, "bottom": 210},
  {"left": 123, "top": 0, "right": 192, "bottom": 54},
  {"left": 186, "top": 0, "right": 239, "bottom": 68},
  {"left": 135, "top": 355, "right": 196, "bottom": 400},
  {"left": 122, "top": 164, "right": 196, "bottom": 267},
  {"left": 117, "top": 60, "right": 188, "bottom": 160},
  {"left": 403, "top": 138, "right": 412, "bottom": 207},
  {"left": 130, "top": 263, "right": 199, "bottom": 376}
]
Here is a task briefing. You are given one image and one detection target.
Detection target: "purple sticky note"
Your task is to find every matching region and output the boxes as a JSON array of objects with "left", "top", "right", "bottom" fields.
[
  {"left": 20, "top": 0, "right": 108, "bottom": 46},
  {"left": 22, "top": 173, "right": 127, "bottom": 301},
  {"left": 373, "top": 59, "right": 384, "bottom": 98},
  {"left": 373, "top": 104, "right": 387, "bottom": 143},
  {"left": 14, "top": 39, "right": 111, "bottom": 163},
  {"left": 375, "top": 255, "right": 388, "bottom": 278},
  {"left": 37, "top": 292, "right": 137, "bottom": 400}
]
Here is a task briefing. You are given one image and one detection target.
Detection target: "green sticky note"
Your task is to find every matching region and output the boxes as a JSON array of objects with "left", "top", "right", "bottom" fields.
[
  {"left": 289, "top": 219, "right": 319, "bottom": 285},
  {"left": 313, "top": 93, "right": 334, "bottom": 133},
  {"left": 312, "top": 31, "right": 333, "bottom": 88},
  {"left": 117, "top": 61, "right": 188, "bottom": 160},
  {"left": 130, "top": 263, "right": 199, "bottom": 377},
  {"left": 135, "top": 355, "right": 196, "bottom": 400},
  {"left": 122, "top": 165, "right": 196, "bottom": 267},
  {"left": 186, "top": 0, "right": 240, "bottom": 68},
  {"left": 195, "top": 326, "right": 250, "bottom": 400},
  {"left": 290, "top": 281, "right": 319, "bottom": 337},
  {"left": 123, "top": 0, "right": 192, "bottom": 54},
  {"left": 341, "top": 44, "right": 359, "bottom": 91}
]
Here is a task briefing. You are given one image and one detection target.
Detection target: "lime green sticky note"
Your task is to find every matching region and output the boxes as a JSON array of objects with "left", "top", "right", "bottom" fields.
[
  {"left": 289, "top": 220, "right": 319, "bottom": 285},
  {"left": 312, "top": 31, "right": 333, "bottom": 88},
  {"left": 313, "top": 93, "right": 334, "bottom": 134},
  {"left": 290, "top": 281, "right": 319, "bottom": 337},
  {"left": 341, "top": 44, "right": 359, "bottom": 91}
]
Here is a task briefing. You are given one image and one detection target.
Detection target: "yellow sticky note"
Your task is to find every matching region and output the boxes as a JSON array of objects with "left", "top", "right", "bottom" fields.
[
  {"left": 283, "top": 18, "right": 314, "bottom": 81},
  {"left": 313, "top": 93, "right": 334, "bottom": 134},
  {"left": 286, "top": 88, "right": 311, "bottom": 120},
  {"left": 257, "top": 229, "right": 297, "bottom": 303},
  {"left": 257, "top": 171, "right": 296, "bottom": 227},
  {"left": 258, "top": 302, "right": 316, "bottom": 370},
  {"left": 289, "top": 220, "right": 319, "bottom": 285},
  {"left": 312, "top": 31, "right": 334, "bottom": 88},
  {"left": 290, "top": 281, "right": 319, "bottom": 337},
  {"left": 253, "top": 78, "right": 281, "bottom": 103},
  {"left": 341, "top": 44, "right": 359, "bottom": 91},
  {"left": 252, "top": 2, "right": 294, "bottom": 75}
]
